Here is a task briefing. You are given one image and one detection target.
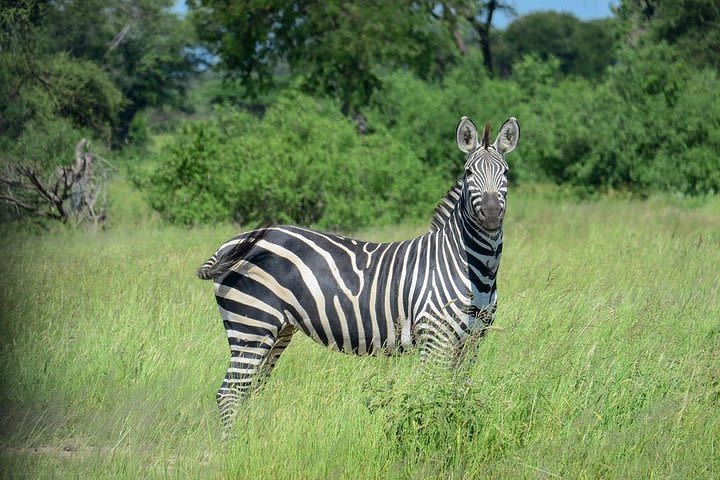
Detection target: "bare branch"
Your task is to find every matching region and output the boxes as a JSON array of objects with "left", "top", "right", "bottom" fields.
[
  {"left": 0, "top": 193, "right": 35, "bottom": 212},
  {"left": 107, "top": 24, "right": 131, "bottom": 53},
  {"left": 1, "top": 139, "right": 107, "bottom": 225}
]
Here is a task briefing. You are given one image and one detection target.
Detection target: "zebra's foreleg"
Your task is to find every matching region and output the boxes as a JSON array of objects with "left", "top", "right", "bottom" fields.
[
  {"left": 453, "top": 330, "right": 484, "bottom": 371},
  {"left": 414, "top": 314, "right": 462, "bottom": 373},
  {"left": 454, "top": 306, "right": 497, "bottom": 370}
]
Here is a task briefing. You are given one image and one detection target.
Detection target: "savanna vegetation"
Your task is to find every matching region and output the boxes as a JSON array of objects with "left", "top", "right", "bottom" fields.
[
  {"left": 1, "top": 187, "right": 719, "bottom": 478},
  {"left": 1, "top": 0, "right": 719, "bottom": 477},
  {"left": 2, "top": 0, "right": 720, "bottom": 228}
]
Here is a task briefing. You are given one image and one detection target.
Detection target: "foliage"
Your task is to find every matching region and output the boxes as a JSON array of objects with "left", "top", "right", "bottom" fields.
[
  {"left": 0, "top": 3, "right": 122, "bottom": 223},
  {"left": 367, "top": 41, "right": 720, "bottom": 196},
  {"left": 367, "top": 374, "right": 495, "bottom": 465},
  {"left": 509, "top": 53, "right": 561, "bottom": 96},
  {"left": 135, "top": 92, "right": 447, "bottom": 228},
  {"left": 616, "top": 0, "right": 720, "bottom": 72},
  {"left": 38, "top": 0, "right": 200, "bottom": 145},
  {"left": 427, "top": 1, "right": 516, "bottom": 74},
  {"left": 5, "top": 0, "right": 720, "bottom": 229},
  {"left": 0, "top": 17, "right": 122, "bottom": 153},
  {"left": 190, "top": 0, "right": 450, "bottom": 113},
  {"left": 564, "top": 43, "right": 720, "bottom": 194},
  {"left": 368, "top": 70, "right": 459, "bottom": 171},
  {"left": 368, "top": 56, "right": 537, "bottom": 182},
  {"left": 495, "top": 12, "right": 616, "bottom": 79},
  {"left": 366, "top": 356, "right": 531, "bottom": 468}
]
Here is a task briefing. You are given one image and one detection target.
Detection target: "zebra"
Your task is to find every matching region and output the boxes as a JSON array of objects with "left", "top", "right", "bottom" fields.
[{"left": 198, "top": 116, "right": 520, "bottom": 434}]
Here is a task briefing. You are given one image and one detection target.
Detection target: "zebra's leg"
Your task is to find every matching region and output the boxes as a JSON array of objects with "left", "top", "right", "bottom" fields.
[
  {"left": 216, "top": 311, "right": 281, "bottom": 438},
  {"left": 216, "top": 338, "right": 275, "bottom": 438},
  {"left": 414, "top": 314, "right": 461, "bottom": 373},
  {"left": 454, "top": 330, "right": 484, "bottom": 371},
  {"left": 454, "top": 306, "right": 497, "bottom": 370},
  {"left": 251, "top": 324, "right": 296, "bottom": 395}
]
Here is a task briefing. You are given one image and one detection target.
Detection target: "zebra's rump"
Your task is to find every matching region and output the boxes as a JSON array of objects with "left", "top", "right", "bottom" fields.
[{"left": 197, "top": 228, "right": 269, "bottom": 280}]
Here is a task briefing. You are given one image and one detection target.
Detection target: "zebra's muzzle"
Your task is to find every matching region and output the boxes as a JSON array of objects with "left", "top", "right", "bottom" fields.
[{"left": 478, "top": 192, "right": 504, "bottom": 231}]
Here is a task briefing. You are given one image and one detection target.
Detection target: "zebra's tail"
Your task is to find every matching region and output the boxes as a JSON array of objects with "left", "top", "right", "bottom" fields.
[
  {"left": 197, "top": 254, "right": 220, "bottom": 280},
  {"left": 197, "top": 228, "right": 268, "bottom": 281}
]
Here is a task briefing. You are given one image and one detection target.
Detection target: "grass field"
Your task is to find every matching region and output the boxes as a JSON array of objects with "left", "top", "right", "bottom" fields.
[{"left": 1, "top": 184, "right": 719, "bottom": 479}]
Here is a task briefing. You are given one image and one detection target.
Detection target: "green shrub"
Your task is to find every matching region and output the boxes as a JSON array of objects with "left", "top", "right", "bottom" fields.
[
  {"left": 366, "top": 367, "right": 532, "bottom": 472},
  {"left": 137, "top": 92, "right": 447, "bottom": 229},
  {"left": 568, "top": 44, "right": 720, "bottom": 195},
  {"left": 369, "top": 56, "right": 533, "bottom": 181},
  {"left": 0, "top": 50, "right": 121, "bottom": 178},
  {"left": 127, "top": 112, "right": 150, "bottom": 148},
  {"left": 370, "top": 45, "right": 720, "bottom": 197}
]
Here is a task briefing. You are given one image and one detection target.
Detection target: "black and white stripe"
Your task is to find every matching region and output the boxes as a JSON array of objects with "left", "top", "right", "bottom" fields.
[
  {"left": 429, "top": 176, "right": 463, "bottom": 232},
  {"left": 199, "top": 116, "right": 520, "bottom": 433}
]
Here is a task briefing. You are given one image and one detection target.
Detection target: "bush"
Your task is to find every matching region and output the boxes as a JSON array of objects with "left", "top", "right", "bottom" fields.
[
  {"left": 567, "top": 44, "right": 720, "bottom": 195},
  {"left": 366, "top": 367, "right": 531, "bottom": 472},
  {"left": 137, "top": 92, "right": 448, "bottom": 229},
  {"left": 137, "top": 44, "right": 720, "bottom": 229},
  {"left": 371, "top": 45, "right": 720, "bottom": 197},
  {"left": 369, "top": 56, "right": 533, "bottom": 182},
  {"left": 0, "top": 50, "right": 121, "bottom": 176}
]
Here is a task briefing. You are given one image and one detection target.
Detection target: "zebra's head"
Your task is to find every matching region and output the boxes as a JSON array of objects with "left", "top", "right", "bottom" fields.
[{"left": 455, "top": 116, "right": 520, "bottom": 232}]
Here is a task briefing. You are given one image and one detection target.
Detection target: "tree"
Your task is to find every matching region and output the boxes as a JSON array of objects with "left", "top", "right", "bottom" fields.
[
  {"left": 496, "top": 12, "right": 615, "bottom": 79},
  {"left": 428, "top": 1, "right": 515, "bottom": 74},
  {"left": 1, "top": 1, "right": 123, "bottom": 151},
  {"left": 616, "top": 0, "right": 720, "bottom": 72},
  {"left": 189, "top": 0, "right": 445, "bottom": 116},
  {"left": 38, "top": 0, "right": 200, "bottom": 145},
  {"left": 0, "top": 1, "right": 121, "bottom": 224}
]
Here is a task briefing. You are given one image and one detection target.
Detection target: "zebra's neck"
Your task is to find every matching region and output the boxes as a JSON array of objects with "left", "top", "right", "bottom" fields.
[{"left": 439, "top": 192, "right": 503, "bottom": 310}]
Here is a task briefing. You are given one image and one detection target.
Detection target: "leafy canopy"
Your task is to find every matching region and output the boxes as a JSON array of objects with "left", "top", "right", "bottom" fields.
[
  {"left": 495, "top": 11, "right": 615, "bottom": 79},
  {"left": 38, "top": 0, "right": 200, "bottom": 144},
  {"left": 136, "top": 92, "right": 447, "bottom": 229},
  {"left": 189, "top": 0, "right": 445, "bottom": 113}
]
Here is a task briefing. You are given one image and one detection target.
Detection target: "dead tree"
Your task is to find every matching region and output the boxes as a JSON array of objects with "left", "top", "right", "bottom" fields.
[
  {"left": 0, "top": 139, "right": 109, "bottom": 226},
  {"left": 429, "top": 1, "right": 515, "bottom": 74}
]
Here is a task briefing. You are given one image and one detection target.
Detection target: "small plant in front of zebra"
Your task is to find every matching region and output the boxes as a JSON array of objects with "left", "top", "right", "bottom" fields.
[
  {"left": 365, "top": 365, "right": 527, "bottom": 472},
  {"left": 364, "top": 330, "right": 533, "bottom": 473}
]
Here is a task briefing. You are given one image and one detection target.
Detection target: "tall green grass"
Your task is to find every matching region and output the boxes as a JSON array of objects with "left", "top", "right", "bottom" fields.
[{"left": 1, "top": 187, "right": 719, "bottom": 478}]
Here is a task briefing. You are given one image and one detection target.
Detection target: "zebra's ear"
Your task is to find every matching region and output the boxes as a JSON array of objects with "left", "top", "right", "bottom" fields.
[
  {"left": 456, "top": 116, "right": 479, "bottom": 154},
  {"left": 493, "top": 117, "right": 520, "bottom": 154}
]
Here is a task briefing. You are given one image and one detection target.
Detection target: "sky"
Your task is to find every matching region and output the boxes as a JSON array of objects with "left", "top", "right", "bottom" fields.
[
  {"left": 172, "top": 1, "right": 618, "bottom": 27},
  {"left": 494, "top": 1, "right": 617, "bottom": 28}
]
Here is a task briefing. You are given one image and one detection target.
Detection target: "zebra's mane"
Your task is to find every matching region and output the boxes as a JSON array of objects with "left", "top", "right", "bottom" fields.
[{"left": 429, "top": 176, "right": 463, "bottom": 231}]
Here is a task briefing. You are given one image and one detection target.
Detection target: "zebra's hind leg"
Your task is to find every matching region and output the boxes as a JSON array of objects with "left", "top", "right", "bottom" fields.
[
  {"left": 216, "top": 344, "right": 272, "bottom": 439},
  {"left": 216, "top": 322, "right": 280, "bottom": 439},
  {"left": 251, "top": 324, "right": 296, "bottom": 395}
]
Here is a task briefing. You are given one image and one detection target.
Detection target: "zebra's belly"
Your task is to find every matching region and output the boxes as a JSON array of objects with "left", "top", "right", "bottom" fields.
[{"left": 296, "top": 305, "right": 415, "bottom": 356}]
